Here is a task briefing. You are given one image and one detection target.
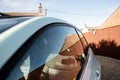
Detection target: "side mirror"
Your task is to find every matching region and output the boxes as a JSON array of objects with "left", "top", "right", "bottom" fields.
[{"left": 76, "top": 53, "right": 86, "bottom": 65}]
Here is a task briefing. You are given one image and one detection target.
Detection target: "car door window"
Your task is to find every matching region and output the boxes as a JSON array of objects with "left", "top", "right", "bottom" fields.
[
  {"left": 76, "top": 29, "right": 89, "bottom": 56},
  {"left": 7, "top": 23, "right": 86, "bottom": 80}
]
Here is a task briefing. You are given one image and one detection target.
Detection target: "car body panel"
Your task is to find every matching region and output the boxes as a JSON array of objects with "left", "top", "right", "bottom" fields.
[{"left": 81, "top": 47, "right": 101, "bottom": 80}]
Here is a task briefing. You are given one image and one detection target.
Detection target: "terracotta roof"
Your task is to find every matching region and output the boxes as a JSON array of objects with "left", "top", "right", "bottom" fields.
[
  {"left": 0, "top": 12, "right": 44, "bottom": 17},
  {"left": 100, "top": 6, "right": 120, "bottom": 29}
]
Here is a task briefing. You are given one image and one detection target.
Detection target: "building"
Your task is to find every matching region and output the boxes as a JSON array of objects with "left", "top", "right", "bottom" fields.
[
  {"left": 0, "top": 3, "right": 45, "bottom": 17},
  {"left": 100, "top": 7, "right": 120, "bottom": 29},
  {"left": 84, "top": 6, "right": 120, "bottom": 59},
  {"left": 84, "top": 6, "right": 120, "bottom": 32}
]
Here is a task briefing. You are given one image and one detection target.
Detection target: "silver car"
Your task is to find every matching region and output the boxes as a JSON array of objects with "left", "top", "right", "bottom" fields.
[{"left": 0, "top": 17, "right": 101, "bottom": 80}]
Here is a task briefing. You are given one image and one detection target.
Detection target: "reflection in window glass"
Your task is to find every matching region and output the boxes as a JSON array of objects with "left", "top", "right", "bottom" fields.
[
  {"left": 0, "top": 17, "right": 31, "bottom": 33},
  {"left": 7, "top": 25, "right": 85, "bottom": 80},
  {"left": 76, "top": 29, "right": 88, "bottom": 55}
]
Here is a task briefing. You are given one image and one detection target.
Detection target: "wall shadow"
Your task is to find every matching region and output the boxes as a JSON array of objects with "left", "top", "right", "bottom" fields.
[{"left": 89, "top": 39, "right": 120, "bottom": 60}]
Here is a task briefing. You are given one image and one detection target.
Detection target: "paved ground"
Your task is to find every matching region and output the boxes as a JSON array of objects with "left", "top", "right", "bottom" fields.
[{"left": 96, "top": 55, "right": 120, "bottom": 80}]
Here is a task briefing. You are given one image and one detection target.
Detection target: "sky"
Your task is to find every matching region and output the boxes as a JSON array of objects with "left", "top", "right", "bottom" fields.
[{"left": 0, "top": 0, "right": 120, "bottom": 28}]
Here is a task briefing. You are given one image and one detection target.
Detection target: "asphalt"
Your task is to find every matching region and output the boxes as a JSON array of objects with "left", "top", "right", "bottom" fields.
[{"left": 96, "top": 55, "right": 120, "bottom": 80}]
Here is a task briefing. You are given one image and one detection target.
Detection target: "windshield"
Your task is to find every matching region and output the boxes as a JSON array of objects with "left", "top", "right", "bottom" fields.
[{"left": 0, "top": 17, "right": 31, "bottom": 33}]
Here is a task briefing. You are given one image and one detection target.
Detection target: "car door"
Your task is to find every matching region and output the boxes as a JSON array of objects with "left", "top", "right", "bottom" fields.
[
  {"left": 76, "top": 29, "right": 101, "bottom": 80},
  {"left": 0, "top": 23, "right": 88, "bottom": 80}
]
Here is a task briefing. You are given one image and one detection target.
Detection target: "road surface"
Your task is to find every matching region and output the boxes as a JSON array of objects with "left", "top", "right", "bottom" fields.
[{"left": 96, "top": 55, "right": 120, "bottom": 80}]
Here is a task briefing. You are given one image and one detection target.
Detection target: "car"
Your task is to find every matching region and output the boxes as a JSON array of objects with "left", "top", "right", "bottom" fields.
[{"left": 0, "top": 17, "right": 101, "bottom": 80}]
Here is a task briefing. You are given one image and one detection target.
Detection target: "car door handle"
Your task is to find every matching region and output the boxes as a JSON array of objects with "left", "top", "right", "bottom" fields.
[{"left": 93, "top": 70, "right": 100, "bottom": 80}]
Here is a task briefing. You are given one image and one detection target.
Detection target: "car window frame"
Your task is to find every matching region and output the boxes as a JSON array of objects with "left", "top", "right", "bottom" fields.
[
  {"left": 75, "top": 28, "right": 89, "bottom": 80},
  {"left": 0, "top": 22, "right": 89, "bottom": 80},
  {"left": 75, "top": 28, "right": 89, "bottom": 55}
]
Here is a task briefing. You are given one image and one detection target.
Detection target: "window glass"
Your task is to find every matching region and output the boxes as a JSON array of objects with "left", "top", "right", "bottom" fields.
[
  {"left": 76, "top": 29, "right": 88, "bottom": 55},
  {"left": 0, "top": 17, "right": 31, "bottom": 33},
  {"left": 7, "top": 24, "right": 86, "bottom": 80}
]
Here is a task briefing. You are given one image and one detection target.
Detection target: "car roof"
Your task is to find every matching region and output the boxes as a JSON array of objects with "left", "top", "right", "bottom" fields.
[{"left": 0, "top": 17, "right": 69, "bottom": 69}]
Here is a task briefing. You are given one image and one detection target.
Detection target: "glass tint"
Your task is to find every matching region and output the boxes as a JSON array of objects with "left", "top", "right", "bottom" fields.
[{"left": 7, "top": 25, "right": 86, "bottom": 80}]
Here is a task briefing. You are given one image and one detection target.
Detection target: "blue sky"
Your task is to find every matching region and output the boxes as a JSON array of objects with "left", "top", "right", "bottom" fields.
[{"left": 0, "top": 0, "right": 120, "bottom": 28}]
